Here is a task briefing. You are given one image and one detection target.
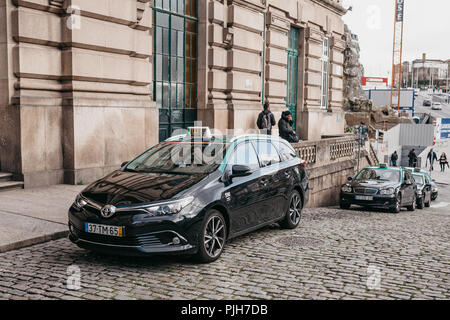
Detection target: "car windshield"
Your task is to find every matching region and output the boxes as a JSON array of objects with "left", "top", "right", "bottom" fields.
[
  {"left": 125, "top": 141, "right": 229, "bottom": 174},
  {"left": 413, "top": 174, "right": 424, "bottom": 185},
  {"left": 354, "top": 168, "right": 400, "bottom": 182}
]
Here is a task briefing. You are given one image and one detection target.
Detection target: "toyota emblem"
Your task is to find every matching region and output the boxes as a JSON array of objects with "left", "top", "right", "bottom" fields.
[{"left": 100, "top": 204, "right": 116, "bottom": 218}]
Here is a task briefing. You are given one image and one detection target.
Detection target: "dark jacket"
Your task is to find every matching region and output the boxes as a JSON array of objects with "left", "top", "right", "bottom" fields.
[
  {"left": 278, "top": 111, "right": 298, "bottom": 143},
  {"left": 408, "top": 151, "right": 417, "bottom": 164},
  {"left": 257, "top": 109, "right": 276, "bottom": 135},
  {"left": 439, "top": 154, "right": 448, "bottom": 164},
  {"left": 427, "top": 151, "right": 438, "bottom": 163},
  {"left": 391, "top": 152, "right": 398, "bottom": 161}
]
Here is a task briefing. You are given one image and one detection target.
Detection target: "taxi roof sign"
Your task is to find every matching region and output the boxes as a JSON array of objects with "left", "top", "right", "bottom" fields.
[
  {"left": 187, "top": 127, "right": 212, "bottom": 139},
  {"left": 378, "top": 163, "right": 388, "bottom": 168}
]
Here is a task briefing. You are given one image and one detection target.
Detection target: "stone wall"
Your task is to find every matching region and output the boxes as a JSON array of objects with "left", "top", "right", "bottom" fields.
[
  {"left": 293, "top": 135, "right": 358, "bottom": 207},
  {"left": 199, "top": 0, "right": 347, "bottom": 140},
  {"left": 0, "top": 0, "right": 156, "bottom": 187}
]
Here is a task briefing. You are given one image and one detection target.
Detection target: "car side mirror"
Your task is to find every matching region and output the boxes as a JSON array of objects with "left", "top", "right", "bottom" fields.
[
  {"left": 121, "top": 161, "right": 129, "bottom": 167},
  {"left": 347, "top": 177, "right": 353, "bottom": 181},
  {"left": 231, "top": 165, "right": 252, "bottom": 178}
]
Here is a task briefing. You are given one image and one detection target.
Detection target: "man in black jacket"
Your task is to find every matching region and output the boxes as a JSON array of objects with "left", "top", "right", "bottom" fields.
[
  {"left": 257, "top": 102, "right": 276, "bottom": 135},
  {"left": 278, "top": 111, "right": 299, "bottom": 143}
]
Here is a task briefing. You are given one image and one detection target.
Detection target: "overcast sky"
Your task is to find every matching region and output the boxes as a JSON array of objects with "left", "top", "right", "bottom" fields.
[{"left": 342, "top": 0, "right": 450, "bottom": 78}]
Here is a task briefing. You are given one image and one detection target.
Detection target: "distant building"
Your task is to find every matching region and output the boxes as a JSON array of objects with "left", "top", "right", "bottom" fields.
[{"left": 402, "top": 53, "right": 449, "bottom": 89}]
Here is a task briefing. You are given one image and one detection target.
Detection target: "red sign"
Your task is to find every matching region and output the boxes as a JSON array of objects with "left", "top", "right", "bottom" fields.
[{"left": 362, "top": 77, "right": 388, "bottom": 86}]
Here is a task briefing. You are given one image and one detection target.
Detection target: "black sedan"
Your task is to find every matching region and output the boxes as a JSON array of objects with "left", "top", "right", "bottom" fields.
[
  {"left": 68, "top": 132, "right": 309, "bottom": 262},
  {"left": 340, "top": 165, "right": 417, "bottom": 213},
  {"left": 412, "top": 172, "right": 432, "bottom": 209}
]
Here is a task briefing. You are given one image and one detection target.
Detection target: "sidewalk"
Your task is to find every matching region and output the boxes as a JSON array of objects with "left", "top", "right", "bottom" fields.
[{"left": 0, "top": 185, "right": 84, "bottom": 253}]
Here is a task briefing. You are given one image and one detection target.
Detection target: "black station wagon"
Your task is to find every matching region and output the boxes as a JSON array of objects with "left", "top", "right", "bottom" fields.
[{"left": 68, "top": 129, "right": 310, "bottom": 262}]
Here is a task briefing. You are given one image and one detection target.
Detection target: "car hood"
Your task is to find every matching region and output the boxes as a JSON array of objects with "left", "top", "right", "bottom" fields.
[
  {"left": 81, "top": 170, "right": 208, "bottom": 206},
  {"left": 350, "top": 180, "right": 398, "bottom": 189}
]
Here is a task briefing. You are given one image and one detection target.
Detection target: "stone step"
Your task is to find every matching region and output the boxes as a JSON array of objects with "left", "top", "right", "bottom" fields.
[
  {"left": 0, "top": 181, "right": 24, "bottom": 192},
  {"left": 0, "top": 172, "right": 13, "bottom": 183}
]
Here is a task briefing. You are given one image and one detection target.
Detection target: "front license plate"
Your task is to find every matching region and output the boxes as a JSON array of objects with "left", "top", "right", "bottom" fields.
[
  {"left": 355, "top": 195, "right": 373, "bottom": 201},
  {"left": 85, "top": 223, "right": 123, "bottom": 237}
]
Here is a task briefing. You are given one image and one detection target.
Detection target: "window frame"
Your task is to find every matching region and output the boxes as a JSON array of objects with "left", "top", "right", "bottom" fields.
[
  {"left": 320, "top": 37, "right": 330, "bottom": 110},
  {"left": 226, "top": 141, "right": 261, "bottom": 171},
  {"left": 252, "top": 140, "right": 281, "bottom": 168}
]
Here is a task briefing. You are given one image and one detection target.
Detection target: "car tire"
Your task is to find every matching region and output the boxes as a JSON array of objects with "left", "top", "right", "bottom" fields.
[
  {"left": 339, "top": 202, "right": 351, "bottom": 210},
  {"left": 390, "top": 194, "right": 401, "bottom": 213},
  {"left": 425, "top": 197, "right": 431, "bottom": 207},
  {"left": 407, "top": 197, "right": 416, "bottom": 211},
  {"left": 417, "top": 197, "right": 424, "bottom": 210},
  {"left": 280, "top": 190, "right": 302, "bottom": 229},
  {"left": 195, "top": 209, "right": 227, "bottom": 263}
]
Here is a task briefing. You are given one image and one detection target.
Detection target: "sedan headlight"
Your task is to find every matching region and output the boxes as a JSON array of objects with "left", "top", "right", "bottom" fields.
[
  {"left": 432, "top": 187, "right": 438, "bottom": 193},
  {"left": 142, "top": 197, "right": 194, "bottom": 216},
  {"left": 416, "top": 190, "right": 422, "bottom": 196},
  {"left": 341, "top": 185, "right": 352, "bottom": 193},
  {"left": 379, "top": 187, "right": 395, "bottom": 195},
  {"left": 74, "top": 194, "right": 87, "bottom": 209}
]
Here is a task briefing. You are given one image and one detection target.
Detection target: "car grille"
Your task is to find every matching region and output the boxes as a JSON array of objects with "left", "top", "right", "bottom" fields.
[{"left": 354, "top": 188, "right": 378, "bottom": 195}]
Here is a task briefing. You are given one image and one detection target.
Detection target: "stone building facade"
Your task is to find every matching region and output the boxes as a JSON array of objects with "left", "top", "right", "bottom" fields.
[{"left": 0, "top": 0, "right": 347, "bottom": 188}]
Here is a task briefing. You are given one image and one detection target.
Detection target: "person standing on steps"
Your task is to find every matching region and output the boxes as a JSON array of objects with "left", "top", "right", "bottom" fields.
[
  {"left": 390, "top": 151, "right": 398, "bottom": 167},
  {"left": 257, "top": 102, "right": 276, "bottom": 135}
]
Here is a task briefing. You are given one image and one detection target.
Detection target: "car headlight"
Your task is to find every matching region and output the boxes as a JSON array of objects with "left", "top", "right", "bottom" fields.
[
  {"left": 432, "top": 188, "right": 438, "bottom": 193},
  {"left": 142, "top": 197, "right": 194, "bottom": 216},
  {"left": 416, "top": 190, "right": 422, "bottom": 196},
  {"left": 379, "top": 187, "right": 395, "bottom": 195},
  {"left": 341, "top": 185, "right": 352, "bottom": 193},
  {"left": 74, "top": 194, "right": 87, "bottom": 209}
]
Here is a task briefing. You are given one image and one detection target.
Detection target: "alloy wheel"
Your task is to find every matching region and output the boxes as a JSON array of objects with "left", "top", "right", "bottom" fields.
[
  {"left": 289, "top": 194, "right": 302, "bottom": 225},
  {"left": 203, "top": 216, "right": 226, "bottom": 258}
]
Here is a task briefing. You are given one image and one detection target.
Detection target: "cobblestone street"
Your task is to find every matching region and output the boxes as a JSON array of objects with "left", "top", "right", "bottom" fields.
[{"left": 0, "top": 205, "right": 448, "bottom": 300}]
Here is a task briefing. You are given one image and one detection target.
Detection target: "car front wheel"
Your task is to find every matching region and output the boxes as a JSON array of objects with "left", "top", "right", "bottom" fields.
[
  {"left": 195, "top": 210, "right": 227, "bottom": 263},
  {"left": 280, "top": 190, "right": 302, "bottom": 229},
  {"left": 407, "top": 197, "right": 416, "bottom": 211},
  {"left": 417, "top": 197, "right": 424, "bottom": 209},
  {"left": 391, "top": 194, "right": 401, "bottom": 213}
]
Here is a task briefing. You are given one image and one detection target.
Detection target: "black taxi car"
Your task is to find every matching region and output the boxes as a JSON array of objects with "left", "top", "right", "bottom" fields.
[
  {"left": 411, "top": 169, "right": 432, "bottom": 209},
  {"left": 340, "top": 164, "right": 417, "bottom": 213},
  {"left": 68, "top": 128, "right": 309, "bottom": 262},
  {"left": 405, "top": 167, "right": 438, "bottom": 201}
]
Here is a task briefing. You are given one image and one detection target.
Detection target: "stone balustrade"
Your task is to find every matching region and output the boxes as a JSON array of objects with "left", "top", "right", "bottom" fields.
[{"left": 292, "top": 135, "right": 358, "bottom": 207}]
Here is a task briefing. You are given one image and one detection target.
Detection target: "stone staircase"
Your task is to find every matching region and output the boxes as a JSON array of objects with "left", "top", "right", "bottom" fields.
[{"left": 0, "top": 172, "right": 24, "bottom": 192}]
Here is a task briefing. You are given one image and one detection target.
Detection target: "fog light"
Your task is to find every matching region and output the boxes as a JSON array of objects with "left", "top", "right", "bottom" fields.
[{"left": 172, "top": 237, "right": 180, "bottom": 245}]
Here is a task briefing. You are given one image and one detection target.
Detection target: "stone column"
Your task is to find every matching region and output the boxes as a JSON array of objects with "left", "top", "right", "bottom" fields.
[{"left": 1, "top": 0, "right": 156, "bottom": 187}]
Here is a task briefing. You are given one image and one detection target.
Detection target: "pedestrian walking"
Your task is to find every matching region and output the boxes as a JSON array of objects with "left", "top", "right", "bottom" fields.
[
  {"left": 408, "top": 149, "right": 418, "bottom": 167},
  {"left": 278, "top": 111, "right": 299, "bottom": 143},
  {"left": 390, "top": 151, "right": 398, "bottom": 167},
  {"left": 439, "top": 152, "right": 449, "bottom": 172},
  {"left": 256, "top": 102, "right": 276, "bottom": 135},
  {"left": 427, "top": 148, "right": 438, "bottom": 171}
]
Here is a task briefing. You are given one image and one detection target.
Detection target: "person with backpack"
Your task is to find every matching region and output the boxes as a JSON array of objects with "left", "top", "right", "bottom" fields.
[
  {"left": 278, "top": 111, "right": 299, "bottom": 143},
  {"left": 256, "top": 102, "right": 276, "bottom": 135}
]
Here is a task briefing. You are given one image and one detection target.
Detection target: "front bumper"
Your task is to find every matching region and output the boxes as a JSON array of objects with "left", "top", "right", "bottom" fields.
[
  {"left": 340, "top": 193, "right": 397, "bottom": 208},
  {"left": 68, "top": 206, "right": 201, "bottom": 256}
]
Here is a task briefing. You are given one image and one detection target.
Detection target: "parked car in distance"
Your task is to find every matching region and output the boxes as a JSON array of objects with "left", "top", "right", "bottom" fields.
[
  {"left": 405, "top": 167, "right": 438, "bottom": 201},
  {"left": 411, "top": 171, "right": 432, "bottom": 209},
  {"left": 340, "top": 164, "right": 417, "bottom": 213},
  {"left": 68, "top": 128, "right": 310, "bottom": 263},
  {"left": 423, "top": 100, "right": 432, "bottom": 107},
  {"left": 431, "top": 102, "right": 442, "bottom": 110}
]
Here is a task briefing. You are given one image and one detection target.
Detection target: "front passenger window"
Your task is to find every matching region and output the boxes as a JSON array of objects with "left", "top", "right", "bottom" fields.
[
  {"left": 253, "top": 140, "right": 280, "bottom": 167},
  {"left": 228, "top": 143, "right": 260, "bottom": 170}
]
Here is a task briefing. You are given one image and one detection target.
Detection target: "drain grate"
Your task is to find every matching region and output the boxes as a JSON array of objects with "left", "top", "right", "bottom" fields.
[{"left": 276, "top": 236, "right": 324, "bottom": 248}]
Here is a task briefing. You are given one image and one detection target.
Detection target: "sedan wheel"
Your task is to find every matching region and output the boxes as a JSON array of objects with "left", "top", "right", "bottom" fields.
[
  {"left": 407, "top": 197, "right": 416, "bottom": 211},
  {"left": 280, "top": 191, "right": 302, "bottom": 229},
  {"left": 391, "top": 194, "right": 401, "bottom": 213},
  {"left": 417, "top": 197, "right": 424, "bottom": 210},
  {"left": 196, "top": 210, "right": 226, "bottom": 263}
]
